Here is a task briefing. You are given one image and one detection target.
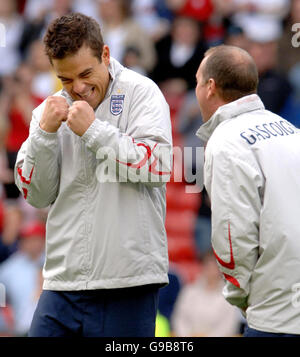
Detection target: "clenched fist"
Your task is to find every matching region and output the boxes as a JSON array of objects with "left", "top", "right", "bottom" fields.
[
  {"left": 40, "top": 96, "right": 69, "bottom": 133},
  {"left": 67, "top": 101, "right": 95, "bottom": 136}
]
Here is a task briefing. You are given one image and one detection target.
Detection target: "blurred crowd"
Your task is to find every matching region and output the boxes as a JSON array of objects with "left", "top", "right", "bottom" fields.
[{"left": 0, "top": 0, "right": 299, "bottom": 337}]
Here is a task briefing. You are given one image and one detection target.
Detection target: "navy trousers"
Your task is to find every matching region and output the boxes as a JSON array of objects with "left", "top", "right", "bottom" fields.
[
  {"left": 244, "top": 326, "right": 300, "bottom": 337},
  {"left": 29, "top": 285, "right": 159, "bottom": 337}
]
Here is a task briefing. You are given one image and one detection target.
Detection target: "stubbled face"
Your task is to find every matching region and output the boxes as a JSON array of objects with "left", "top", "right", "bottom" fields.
[{"left": 52, "top": 44, "right": 110, "bottom": 109}]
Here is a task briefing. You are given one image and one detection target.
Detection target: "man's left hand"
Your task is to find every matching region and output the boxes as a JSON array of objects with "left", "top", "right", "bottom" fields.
[{"left": 67, "top": 101, "right": 95, "bottom": 136}]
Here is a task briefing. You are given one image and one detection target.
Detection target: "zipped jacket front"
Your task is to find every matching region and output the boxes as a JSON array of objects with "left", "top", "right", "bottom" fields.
[{"left": 15, "top": 58, "right": 172, "bottom": 291}]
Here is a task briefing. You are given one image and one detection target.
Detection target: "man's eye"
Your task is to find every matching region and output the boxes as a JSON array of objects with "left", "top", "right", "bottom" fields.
[{"left": 61, "top": 78, "right": 71, "bottom": 83}]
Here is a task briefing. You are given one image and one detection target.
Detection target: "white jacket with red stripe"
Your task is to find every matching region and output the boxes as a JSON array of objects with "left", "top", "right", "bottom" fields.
[
  {"left": 196, "top": 94, "right": 300, "bottom": 334},
  {"left": 14, "top": 58, "right": 172, "bottom": 291}
]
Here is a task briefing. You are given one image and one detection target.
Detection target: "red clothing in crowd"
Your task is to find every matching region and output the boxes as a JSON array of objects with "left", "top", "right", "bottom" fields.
[
  {"left": 176, "top": 0, "right": 225, "bottom": 44},
  {"left": 5, "top": 95, "right": 43, "bottom": 152},
  {"left": 177, "top": 0, "right": 214, "bottom": 21}
]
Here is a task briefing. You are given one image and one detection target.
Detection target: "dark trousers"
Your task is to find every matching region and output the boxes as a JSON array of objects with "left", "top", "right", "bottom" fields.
[
  {"left": 244, "top": 326, "right": 300, "bottom": 337},
  {"left": 29, "top": 285, "right": 159, "bottom": 337}
]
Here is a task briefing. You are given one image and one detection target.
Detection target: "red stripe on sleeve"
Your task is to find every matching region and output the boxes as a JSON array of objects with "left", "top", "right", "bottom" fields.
[
  {"left": 117, "top": 141, "right": 171, "bottom": 176},
  {"left": 117, "top": 142, "right": 152, "bottom": 169},
  {"left": 17, "top": 166, "right": 34, "bottom": 185},
  {"left": 213, "top": 222, "right": 235, "bottom": 270},
  {"left": 223, "top": 273, "right": 240, "bottom": 288},
  {"left": 22, "top": 188, "right": 28, "bottom": 199}
]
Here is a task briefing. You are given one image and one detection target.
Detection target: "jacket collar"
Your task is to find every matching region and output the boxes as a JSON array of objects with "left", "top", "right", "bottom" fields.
[
  {"left": 60, "top": 57, "right": 124, "bottom": 107},
  {"left": 196, "top": 94, "right": 265, "bottom": 143},
  {"left": 105, "top": 57, "right": 124, "bottom": 99}
]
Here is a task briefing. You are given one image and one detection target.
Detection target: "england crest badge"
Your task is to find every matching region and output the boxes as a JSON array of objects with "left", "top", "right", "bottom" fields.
[{"left": 110, "top": 94, "right": 125, "bottom": 116}]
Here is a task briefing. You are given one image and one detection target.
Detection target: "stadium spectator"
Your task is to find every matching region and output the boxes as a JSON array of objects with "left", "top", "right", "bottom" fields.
[
  {"left": 213, "top": 0, "right": 290, "bottom": 34},
  {"left": 0, "top": 63, "right": 43, "bottom": 201},
  {"left": 23, "top": 0, "right": 54, "bottom": 22},
  {"left": 0, "top": 0, "right": 24, "bottom": 77},
  {"left": 0, "top": 221, "right": 45, "bottom": 336},
  {"left": 19, "top": 0, "right": 74, "bottom": 60},
  {"left": 27, "top": 40, "right": 62, "bottom": 99},
  {"left": 196, "top": 45, "right": 300, "bottom": 336},
  {"left": 97, "top": 0, "right": 156, "bottom": 74},
  {"left": 0, "top": 203, "right": 22, "bottom": 254},
  {"left": 150, "top": 15, "right": 207, "bottom": 90},
  {"left": 166, "top": 0, "right": 214, "bottom": 22},
  {"left": 0, "top": 97, "right": 10, "bottom": 188},
  {"left": 281, "top": 63, "right": 300, "bottom": 128},
  {"left": 155, "top": 0, "right": 177, "bottom": 23},
  {"left": 278, "top": 0, "right": 300, "bottom": 128},
  {"left": 171, "top": 250, "right": 240, "bottom": 336},
  {"left": 166, "top": 0, "right": 225, "bottom": 45},
  {"left": 131, "top": 0, "right": 170, "bottom": 42},
  {"left": 122, "top": 46, "right": 147, "bottom": 76},
  {"left": 0, "top": 157, "right": 20, "bottom": 265},
  {"left": 278, "top": 0, "right": 300, "bottom": 74},
  {"left": 72, "top": 0, "right": 99, "bottom": 18},
  {"left": 224, "top": 24, "right": 249, "bottom": 50},
  {"left": 246, "top": 28, "right": 292, "bottom": 114},
  {"left": 23, "top": 0, "right": 97, "bottom": 21},
  {"left": 0, "top": 198, "right": 15, "bottom": 264}
]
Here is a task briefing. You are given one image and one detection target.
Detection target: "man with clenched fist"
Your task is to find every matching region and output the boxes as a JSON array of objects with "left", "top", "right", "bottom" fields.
[
  {"left": 14, "top": 13, "right": 172, "bottom": 337},
  {"left": 39, "top": 96, "right": 69, "bottom": 133}
]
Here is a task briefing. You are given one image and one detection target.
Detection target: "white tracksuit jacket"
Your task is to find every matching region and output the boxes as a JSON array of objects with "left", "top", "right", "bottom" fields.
[
  {"left": 14, "top": 58, "right": 172, "bottom": 291},
  {"left": 196, "top": 94, "right": 300, "bottom": 334}
]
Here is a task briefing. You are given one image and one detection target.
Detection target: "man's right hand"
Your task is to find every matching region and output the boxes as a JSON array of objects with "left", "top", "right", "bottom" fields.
[{"left": 39, "top": 96, "right": 69, "bottom": 133}]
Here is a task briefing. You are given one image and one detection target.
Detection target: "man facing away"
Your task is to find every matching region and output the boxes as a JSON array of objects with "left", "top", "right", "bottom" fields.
[
  {"left": 195, "top": 45, "right": 300, "bottom": 337},
  {"left": 14, "top": 13, "right": 172, "bottom": 337}
]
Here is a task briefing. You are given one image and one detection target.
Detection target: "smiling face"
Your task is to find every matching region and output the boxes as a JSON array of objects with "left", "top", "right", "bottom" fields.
[{"left": 52, "top": 44, "right": 110, "bottom": 109}]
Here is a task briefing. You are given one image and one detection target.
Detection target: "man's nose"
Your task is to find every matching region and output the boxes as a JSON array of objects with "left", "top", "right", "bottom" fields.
[{"left": 72, "top": 80, "right": 87, "bottom": 95}]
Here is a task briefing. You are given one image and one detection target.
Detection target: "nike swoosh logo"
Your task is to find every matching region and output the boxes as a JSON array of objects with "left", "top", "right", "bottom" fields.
[{"left": 213, "top": 222, "right": 235, "bottom": 270}]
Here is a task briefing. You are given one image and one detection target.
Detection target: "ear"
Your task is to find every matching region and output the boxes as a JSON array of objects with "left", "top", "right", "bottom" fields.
[
  {"left": 102, "top": 45, "right": 110, "bottom": 66},
  {"left": 206, "top": 78, "right": 217, "bottom": 99}
]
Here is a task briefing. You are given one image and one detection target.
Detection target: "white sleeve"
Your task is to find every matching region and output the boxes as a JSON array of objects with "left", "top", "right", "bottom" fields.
[
  {"left": 205, "top": 146, "right": 262, "bottom": 309},
  {"left": 14, "top": 111, "right": 60, "bottom": 208}
]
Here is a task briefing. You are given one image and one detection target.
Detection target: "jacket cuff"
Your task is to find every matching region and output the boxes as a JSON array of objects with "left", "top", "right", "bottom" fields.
[
  {"left": 81, "top": 119, "right": 102, "bottom": 153},
  {"left": 35, "top": 125, "right": 59, "bottom": 141}
]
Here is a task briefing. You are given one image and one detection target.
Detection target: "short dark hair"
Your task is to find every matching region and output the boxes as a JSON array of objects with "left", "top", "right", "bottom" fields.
[
  {"left": 202, "top": 45, "right": 258, "bottom": 102},
  {"left": 43, "top": 13, "right": 104, "bottom": 63}
]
